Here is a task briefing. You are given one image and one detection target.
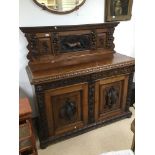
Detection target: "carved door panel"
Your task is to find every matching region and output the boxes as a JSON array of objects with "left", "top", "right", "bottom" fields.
[
  {"left": 45, "top": 83, "right": 88, "bottom": 136},
  {"left": 95, "top": 75, "right": 129, "bottom": 122}
]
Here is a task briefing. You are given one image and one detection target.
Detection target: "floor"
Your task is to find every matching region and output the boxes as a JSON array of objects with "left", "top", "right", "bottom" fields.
[{"left": 37, "top": 107, "right": 134, "bottom": 155}]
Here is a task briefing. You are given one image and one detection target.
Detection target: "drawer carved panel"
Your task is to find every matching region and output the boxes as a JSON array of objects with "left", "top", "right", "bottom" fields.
[
  {"left": 45, "top": 83, "right": 88, "bottom": 136},
  {"left": 95, "top": 75, "right": 129, "bottom": 122}
]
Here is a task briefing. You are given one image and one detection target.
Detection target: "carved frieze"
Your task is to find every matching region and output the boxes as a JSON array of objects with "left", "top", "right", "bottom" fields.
[
  {"left": 35, "top": 75, "right": 90, "bottom": 92},
  {"left": 32, "top": 62, "right": 134, "bottom": 85}
]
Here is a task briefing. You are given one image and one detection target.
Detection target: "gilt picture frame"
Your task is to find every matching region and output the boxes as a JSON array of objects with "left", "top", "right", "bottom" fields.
[{"left": 105, "top": 0, "right": 133, "bottom": 22}]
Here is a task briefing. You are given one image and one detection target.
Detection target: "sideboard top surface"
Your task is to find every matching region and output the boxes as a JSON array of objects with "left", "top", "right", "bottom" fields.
[{"left": 27, "top": 53, "right": 135, "bottom": 85}]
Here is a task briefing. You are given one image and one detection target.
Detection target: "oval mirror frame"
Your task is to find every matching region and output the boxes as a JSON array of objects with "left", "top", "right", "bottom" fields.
[{"left": 33, "top": 0, "right": 86, "bottom": 14}]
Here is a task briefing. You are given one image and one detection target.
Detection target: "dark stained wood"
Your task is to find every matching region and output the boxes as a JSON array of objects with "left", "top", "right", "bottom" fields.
[{"left": 21, "top": 23, "right": 135, "bottom": 148}]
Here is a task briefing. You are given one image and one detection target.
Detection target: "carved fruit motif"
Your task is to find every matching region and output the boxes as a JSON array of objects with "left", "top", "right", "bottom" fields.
[
  {"left": 105, "top": 86, "right": 119, "bottom": 109},
  {"left": 59, "top": 98, "right": 76, "bottom": 120}
]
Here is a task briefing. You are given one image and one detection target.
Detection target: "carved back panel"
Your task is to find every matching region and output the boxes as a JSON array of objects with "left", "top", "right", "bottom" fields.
[{"left": 20, "top": 23, "right": 119, "bottom": 71}]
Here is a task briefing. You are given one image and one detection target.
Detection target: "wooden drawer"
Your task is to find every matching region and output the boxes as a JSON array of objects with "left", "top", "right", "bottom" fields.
[
  {"left": 44, "top": 83, "right": 88, "bottom": 136},
  {"left": 95, "top": 75, "right": 129, "bottom": 122}
]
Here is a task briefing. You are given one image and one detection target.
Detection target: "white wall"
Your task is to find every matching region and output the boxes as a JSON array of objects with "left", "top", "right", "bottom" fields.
[{"left": 19, "top": 0, "right": 135, "bottom": 117}]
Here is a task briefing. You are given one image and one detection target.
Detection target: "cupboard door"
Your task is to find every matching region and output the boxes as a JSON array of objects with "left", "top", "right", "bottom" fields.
[
  {"left": 45, "top": 83, "right": 88, "bottom": 136},
  {"left": 95, "top": 75, "right": 129, "bottom": 122}
]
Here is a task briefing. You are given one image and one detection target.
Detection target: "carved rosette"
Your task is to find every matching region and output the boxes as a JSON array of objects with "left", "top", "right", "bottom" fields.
[{"left": 106, "top": 28, "right": 115, "bottom": 50}]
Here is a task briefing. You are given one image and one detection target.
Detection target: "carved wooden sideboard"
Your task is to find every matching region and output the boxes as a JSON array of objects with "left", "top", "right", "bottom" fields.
[{"left": 20, "top": 23, "right": 135, "bottom": 148}]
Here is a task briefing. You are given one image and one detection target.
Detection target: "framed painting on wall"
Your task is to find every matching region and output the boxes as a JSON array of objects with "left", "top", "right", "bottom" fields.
[{"left": 105, "top": 0, "right": 133, "bottom": 22}]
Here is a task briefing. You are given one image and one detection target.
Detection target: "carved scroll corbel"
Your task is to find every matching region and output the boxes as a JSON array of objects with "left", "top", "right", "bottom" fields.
[{"left": 25, "top": 33, "right": 39, "bottom": 61}]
